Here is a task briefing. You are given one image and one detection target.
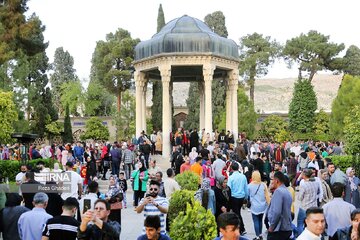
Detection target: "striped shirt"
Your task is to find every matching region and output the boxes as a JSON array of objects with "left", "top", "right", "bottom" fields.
[
  {"left": 298, "top": 179, "right": 320, "bottom": 210},
  {"left": 139, "top": 196, "right": 169, "bottom": 234},
  {"left": 42, "top": 215, "right": 80, "bottom": 240}
]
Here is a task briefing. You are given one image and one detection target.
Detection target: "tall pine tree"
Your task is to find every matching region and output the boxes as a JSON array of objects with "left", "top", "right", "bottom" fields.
[
  {"left": 63, "top": 104, "right": 73, "bottom": 143},
  {"left": 288, "top": 79, "right": 317, "bottom": 133},
  {"left": 184, "top": 82, "right": 200, "bottom": 130},
  {"left": 151, "top": 4, "right": 165, "bottom": 131},
  {"left": 50, "top": 47, "right": 79, "bottom": 115},
  {"left": 204, "top": 11, "right": 228, "bottom": 128}
]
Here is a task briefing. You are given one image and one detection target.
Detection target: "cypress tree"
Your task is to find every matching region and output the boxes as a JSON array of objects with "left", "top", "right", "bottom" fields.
[
  {"left": 184, "top": 82, "right": 200, "bottom": 130},
  {"left": 63, "top": 104, "right": 73, "bottom": 143},
  {"left": 151, "top": 4, "right": 165, "bottom": 131},
  {"left": 288, "top": 79, "right": 317, "bottom": 133}
]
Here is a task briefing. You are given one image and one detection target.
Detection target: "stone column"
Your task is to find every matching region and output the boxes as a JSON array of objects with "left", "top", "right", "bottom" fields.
[
  {"left": 229, "top": 70, "right": 239, "bottom": 144},
  {"left": 159, "top": 65, "right": 171, "bottom": 158},
  {"left": 203, "top": 64, "right": 215, "bottom": 138},
  {"left": 226, "top": 80, "right": 231, "bottom": 131},
  {"left": 199, "top": 81, "right": 205, "bottom": 131},
  {"left": 135, "top": 71, "right": 145, "bottom": 138},
  {"left": 142, "top": 79, "right": 147, "bottom": 133},
  {"left": 169, "top": 81, "right": 173, "bottom": 132}
]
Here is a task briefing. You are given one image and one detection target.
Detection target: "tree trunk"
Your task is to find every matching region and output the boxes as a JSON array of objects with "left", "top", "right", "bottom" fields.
[
  {"left": 249, "top": 66, "right": 256, "bottom": 102},
  {"left": 249, "top": 79, "right": 255, "bottom": 103},
  {"left": 298, "top": 67, "right": 302, "bottom": 80},
  {"left": 309, "top": 70, "right": 316, "bottom": 82},
  {"left": 117, "top": 91, "right": 122, "bottom": 113}
]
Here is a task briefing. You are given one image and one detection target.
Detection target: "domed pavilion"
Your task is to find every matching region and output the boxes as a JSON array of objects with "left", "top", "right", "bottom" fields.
[{"left": 133, "top": 15, "right": 240, "bottom": 157}]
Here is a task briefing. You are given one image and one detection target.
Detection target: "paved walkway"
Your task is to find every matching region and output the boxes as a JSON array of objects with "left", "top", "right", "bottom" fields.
[{"left": 99, "top": 155, "right": 265, "bottom": 239}]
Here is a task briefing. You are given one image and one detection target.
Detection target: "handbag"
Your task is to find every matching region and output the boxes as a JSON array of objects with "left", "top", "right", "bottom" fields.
[{"left": 247, "top": 183, "right": 261, "bottom": 209}]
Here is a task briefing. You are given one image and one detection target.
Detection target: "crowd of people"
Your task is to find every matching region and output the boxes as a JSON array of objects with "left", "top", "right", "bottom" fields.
[{"left": 0, "top": 127, "right": 358, "bottom": 240}]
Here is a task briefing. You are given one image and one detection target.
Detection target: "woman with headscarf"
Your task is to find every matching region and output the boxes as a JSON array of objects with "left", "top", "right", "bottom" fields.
[
  {"left": 214, "top": 176, "right": 231, "bottom": 221},
  {"left": 106, "top": 175, "right": 123, "bottom": 224},
  {"left": 189, "top": 147, "right": 198, "bottom": 165},
  {"left": 131, "top": 160, "right": 148, "bottom": 207},
  {"left": 202, "top": 160, "right": 215, "bottom": 187},
  {"left": 345, "top": 167, "right": 360, "bottom": 208},
  {"left": 318, "top": 169, "right": 333, "bottom": 207},
  {"left": 195, "top": 178, "right": 216, "bottom": 215},
  {"left": 247, "top": 170, "right": 270, "bottom": 240}
]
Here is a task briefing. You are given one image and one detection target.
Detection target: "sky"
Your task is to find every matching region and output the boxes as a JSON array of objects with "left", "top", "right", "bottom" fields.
[{"left": 27, "top": 0, "right": 360, "bottom": 85}]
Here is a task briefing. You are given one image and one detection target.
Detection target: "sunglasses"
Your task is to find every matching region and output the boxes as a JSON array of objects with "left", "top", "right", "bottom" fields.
[{"left": 149, "top": 188, "right": 159, "bottom": 191}]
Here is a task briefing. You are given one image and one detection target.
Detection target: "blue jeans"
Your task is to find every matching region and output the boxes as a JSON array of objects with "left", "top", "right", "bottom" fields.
[
  {"left": 252, "top": 213, "right": 264, "bottom": 236},
  {"left": 296, "top": 208, "right": 306, "bottom": 237}
]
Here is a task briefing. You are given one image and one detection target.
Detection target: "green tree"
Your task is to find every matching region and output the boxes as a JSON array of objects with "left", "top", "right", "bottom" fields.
[
  {"left": 0, "top": 91, "right": 18, "bottom": 143},
  {"left": 218, "top": 85, "right": 257, "bottom": 139},
  {"left": 170, "top": 201, "right": 217, "bottom": 240},
  {"left": 330, "top": 75, "right": 360, "bottom": 138},
  {"left": 283, "top": 30, "right": 345, "bottom": 81},
  {"left": 168, "top": 190, "right": 195, "bottom": 227},
  {"left": 184, "top": 82, "right": 199, "bottom": 130},
  {"left": 237, "top": 86, "right": 257, "bottom": 138},
  {"left": 288, "top": 79, "right": 317, "bottom": 133},
  {"left": 0, "top": 1, "right": 47, "bottom": 65},
  {"left": 49, "top": 47, "right": 79, "bottom": 114},
  {"left": 314, "top": 109, "right": 330, "bottom": 135},
  {"left": 344, "top": 105, "right": 360, "bottom": 155},
  {"left": 239, "top": 33, "right": 281, "bottom": 102},
  {"left": 91, "top": 28, "right": 140, "bottom": 113},
  {"left": 115, "top": 90, "right": 135, "bottom": 140},
  {"left": 259, "top": 115, "right": 288, "bottom": 140},
  {"left": 60, "top": 80, "right": 83, "bottom": 116},
  {"left": 84, "top": 78, "right": 115, "bottom": 116},
  {"left": 204, "top": 11, "right": 228, "bottom": 38},
  {"left": 204, "top": 11, "right": 227, "bottom": 127},
  {"left": 157, "top": 4, "right": 165, "bottom": 33},
  {"left": 175, "top": 171, "right": 200, "bottom": 191},
  {"left": 81, "top": 117, "right": 110, "bottom": 141},
  {"left": 212, "top": 79, "right": 226, "bottom": 127},
  {"left": 63, "top": 105, "right": 73, "bottom": 143},
  {"left": 343, "top": 45, "right": 360, "bottom": 76},
  {"left": 151, "top": 4, "right": 166, "bottom": 131}
]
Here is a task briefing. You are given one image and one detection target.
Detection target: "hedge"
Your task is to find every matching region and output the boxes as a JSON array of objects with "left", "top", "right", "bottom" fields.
[
  {"left": 328, "top": 155, "right": 360, "bottom": 173},
  {"left": 0, "top": 158, "right": 60, "bottom": 182}
]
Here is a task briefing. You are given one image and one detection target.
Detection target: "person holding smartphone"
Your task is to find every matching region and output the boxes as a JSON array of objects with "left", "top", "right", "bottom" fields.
[
  {"left": 136, "top": 180, "right": 169, "bottom": 235},
  {"left": 78, "top": 199, "right": 121, "bottom": 240}
]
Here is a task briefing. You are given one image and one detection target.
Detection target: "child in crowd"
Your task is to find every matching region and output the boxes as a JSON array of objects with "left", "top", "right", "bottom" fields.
[{"left": 118, "top": 172, "right": 128, "bottom": 208}]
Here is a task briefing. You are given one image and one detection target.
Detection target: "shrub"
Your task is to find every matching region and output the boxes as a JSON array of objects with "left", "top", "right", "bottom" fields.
[
  {"left": 328, "top": 155, "right": 357, "bottom": 172},
  {"left": 169, "top": 201, "right": 217, "bottom": 240},
  {"left": 0, "top": 159, "right": 60, "bottom": 181},
  {"left": 168, "top": 190, "right": 195, "bottom": 225},
  {"left": 175, "top": 171, "right": 200, "bottom": 191}
]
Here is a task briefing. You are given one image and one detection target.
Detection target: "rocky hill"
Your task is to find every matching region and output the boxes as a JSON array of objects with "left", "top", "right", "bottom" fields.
[
  {"left": 252, "top": 73, "right": 342, "bottom": 113},
  {"left": 146, "top": 73, "right": 342, "bottom": 113}
]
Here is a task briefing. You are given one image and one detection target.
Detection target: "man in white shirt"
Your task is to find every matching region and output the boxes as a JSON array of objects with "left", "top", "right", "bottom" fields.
[
  {"left": 79, "top": 181, "right": 99, "bottom": 214},
  {"left": 297, "top": 207, "right": 325, "bottom": 240},
  {"left": 15, "top": 165, "right": 28, "bottom": 186},
  {"left": 323, "top": 182, "right": 356, "bottom": 238},
  {"left": 61, "top": 162, "right": 83, "bottom": 200},
  {"left": 163, "top": 168, "right": 180, "bottom": 199},
  {"left": 290, "top": 141, "right": 302, "bottom": 157},
  {"left": 212, "top": 154, "right": 226, "bottom": 181}
]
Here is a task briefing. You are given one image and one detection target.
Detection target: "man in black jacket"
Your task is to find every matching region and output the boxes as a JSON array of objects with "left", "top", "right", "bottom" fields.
[{"left": 78, "top": 199, "right": 121, "bottom": 240}]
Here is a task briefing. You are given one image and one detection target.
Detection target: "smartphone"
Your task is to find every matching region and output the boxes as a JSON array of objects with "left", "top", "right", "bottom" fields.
[
  {"left": 83, "top": 199, "right": 91, "bottom": 213},
  {"left": 145, "top": 193, "right": 151, "bottom": 198}
]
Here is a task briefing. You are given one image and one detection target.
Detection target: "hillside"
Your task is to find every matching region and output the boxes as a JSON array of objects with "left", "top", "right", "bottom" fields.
[
  {"left": 146, "top": 73, "right": 342, "bottom": 113},
  {"left": 252, "top": 73, "right": 342, "bottom": 113}
]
